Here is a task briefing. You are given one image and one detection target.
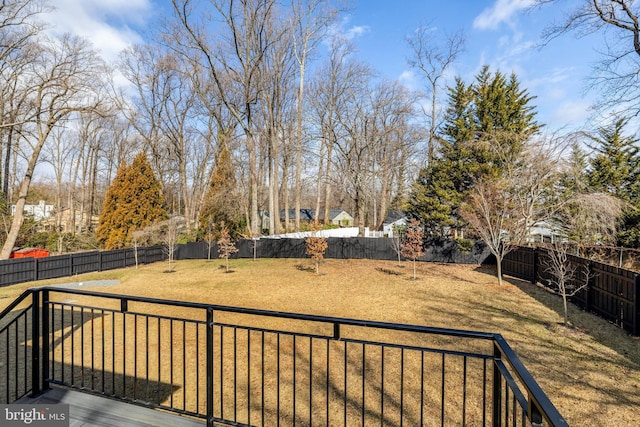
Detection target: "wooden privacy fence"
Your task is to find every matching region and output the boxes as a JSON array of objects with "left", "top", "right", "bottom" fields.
[
  {"left": 177, "top": 237, "right": 490, "bottom": 264},
  {"left": 0, "top": 246, "right": 165, "bottom": 288},
  {"left": 0, "top": 238, "right": 489, "bottom": 289},
  {"left": 503, "top": 247, "right": 640, "bottom": 336}
]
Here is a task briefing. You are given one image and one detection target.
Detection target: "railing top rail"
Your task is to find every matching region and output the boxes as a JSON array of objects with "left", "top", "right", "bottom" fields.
[
  {"left": 37, "top": 285, "right": 497, "bottom": 340},
  {"left": 494, "top": 334, "right": 569, "bottom": 426},
  {"left": 14, "top": 286, "right": 567, "bottom": 426},
  {"left": 0, "top": 289, "right": 33, "bottom": 320}
]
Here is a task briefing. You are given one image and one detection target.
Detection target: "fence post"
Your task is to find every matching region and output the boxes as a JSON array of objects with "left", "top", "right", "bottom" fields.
[
  {"left": 532, "top": 248, "right": 538, "bottom": 284},
  {"left": 33, "top": 258, "right": 38, "bottom": 282},
  {"left": 206, "top": 307, "right": 214, "bottom": 427},
  {"left": 634, "top": 274, "right": 640, "bottom": 336},
  {"left": 584, "top": 261, "right": 592, "bottom": 312},
  {"left": 98, "top": 251, "right": 102, "bottom": 272}
]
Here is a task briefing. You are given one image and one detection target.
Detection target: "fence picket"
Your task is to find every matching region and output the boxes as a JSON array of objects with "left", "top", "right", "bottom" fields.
[{"left": 503, "top": 247, "right": 640, "bottom": 336}]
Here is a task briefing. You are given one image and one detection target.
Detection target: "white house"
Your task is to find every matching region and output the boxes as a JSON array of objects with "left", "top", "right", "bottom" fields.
[
  {"left": 382, "top": 211, "right": 407, "bottom": 238},
  {"left": 11, "top": 200, "right": 54, "bottom": 221},
  {"left": 278, "top": 208, "right": 354, "bottom": 228}
]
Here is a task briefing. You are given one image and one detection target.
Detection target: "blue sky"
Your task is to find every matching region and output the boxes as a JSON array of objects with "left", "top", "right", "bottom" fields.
[{"left": 45, "top": 0, "right": 602, "bottom": 132}]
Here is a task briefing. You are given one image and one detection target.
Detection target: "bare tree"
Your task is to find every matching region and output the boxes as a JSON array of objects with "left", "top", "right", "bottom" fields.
[
  {"left": 131, "top": 228, "right": 152, "bottom": 269},
  {"left": 171, "top": 0, "right": 277, "bottom": 236},
  {"left": 400, "top": 218, "right": 425, "bottom": 280},
  {"left": 555, "top": 192, "right": 626, "bottom": 247},
  {"left": 542, "top": 243, "right": 591, "bottom": 327},
  {"left": 368, "top": 80, "right": 420, "bottom": 230},
  {"left": 406, "top": 24, "right": 464, "bottom": 165},
  {"left": 0, "top": 34, "right": 107, "bottom": 259},
  {"left": 390, "top": 223, "right": 406, "bottom": 267},
  {"left": 218, "top": 221, "right": 238, "bottom": 272},
  {"left": 460, "top": 178, "right": 526, "bottom": 286},
  {"left": 202, "top": 217, "right": 217, "bottom": 261},
  {"left": 307, "top": 36, "right": 359, "bottom": 225},
  {"left": 0, "top": 0, "right": 49, "bottom": 201},
  {"left": 261, "top": 14, "right": 296, "bottom": 235},
  {"left": 156, "top": 216, "right": 185, "bottom": 272},
  {"left": 290, "top": 0, "right": 340, "bottom": 231},
  {"left": 536, "top": 0, "right": 640, "bottom": 114}
]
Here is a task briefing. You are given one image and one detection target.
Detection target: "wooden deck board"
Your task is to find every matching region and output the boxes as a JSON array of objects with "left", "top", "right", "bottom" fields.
[{"left": 16, "top": 387, "right": 206, "bottom": 427}]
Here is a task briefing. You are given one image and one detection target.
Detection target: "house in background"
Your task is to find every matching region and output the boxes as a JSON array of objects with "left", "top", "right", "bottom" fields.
[
  {"left": 277, "top": 208, "right": 354, "bottom": 230},
  {"left": 526, "top": 221, "right": 564, "bottom": 244},
  {"left": 39, "top": 207, "right": 99, "bottom": 233},
  {"left": 382, "top": 211, "right": 407, "bottom": 237},
  {"left": 323, "top": 209, "right": 354, "bottom": 227},
  {"left": 11, "top": 200, "right": 54, "bottom": 221}
]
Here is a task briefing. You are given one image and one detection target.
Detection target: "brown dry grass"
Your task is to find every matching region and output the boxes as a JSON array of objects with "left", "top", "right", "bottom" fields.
[{"left": 1, "top": 257, "right": 639, "bottom": 426}]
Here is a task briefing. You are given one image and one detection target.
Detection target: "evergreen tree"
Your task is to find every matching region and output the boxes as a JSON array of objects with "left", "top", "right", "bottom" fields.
[
  {"left": 587, "top": 117, "right": 640, "bottom": 202},
  {"left": 406, "top": 66, "right": 540, "bottom": 235},
  {"left": 97, "top": 153, "right": 168, "bottom": 249},
  {"left": 586, "top": 117, "right": 640, "bottom": 247},
  {"left": 200, "top": 143, "right": 244, "bottom": 239}
]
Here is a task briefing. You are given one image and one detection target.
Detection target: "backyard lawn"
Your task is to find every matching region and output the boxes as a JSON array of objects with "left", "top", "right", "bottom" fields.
[{"left": 1, "top": 257, "right": 638, "bottom": 425}]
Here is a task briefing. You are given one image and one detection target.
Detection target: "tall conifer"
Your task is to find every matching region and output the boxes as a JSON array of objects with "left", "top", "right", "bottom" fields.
[
  {"left": 406, "top": 67, "right": 540, "bottom": 235},
  {"left": 97, "top": 153, "right": 167, "bottom": 249},
  {"left": 200, "top": 143, "right": 244, "bottom": 238}
]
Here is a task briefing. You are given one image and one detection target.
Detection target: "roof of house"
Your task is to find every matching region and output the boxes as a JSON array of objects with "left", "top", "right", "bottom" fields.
[
  {"left": 383, "top": 210, "right": 406, "bottom": 225},
  {"left": 278, "top": 209, "right": 352, "bottom": 221}
]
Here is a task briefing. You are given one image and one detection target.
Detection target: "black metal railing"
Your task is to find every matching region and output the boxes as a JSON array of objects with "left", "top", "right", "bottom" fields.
[{"left": 0, "top": 287, "right": 568, "bottom": 426}]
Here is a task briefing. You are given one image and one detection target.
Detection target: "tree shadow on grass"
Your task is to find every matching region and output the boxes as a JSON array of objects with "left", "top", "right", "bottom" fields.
[
  {"left": 294, "top": 263, "right": 315, "bottom": 273},
  {"left": 375, "top": 267, "right": 403, "bottom": 276}
]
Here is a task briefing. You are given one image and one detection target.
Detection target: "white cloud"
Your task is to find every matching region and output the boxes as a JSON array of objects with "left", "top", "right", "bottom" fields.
[
  {"left": 398, "top": 69, "right": 418, "bottom": 89},
  {"left": 44, "top": 0, "right": 153, "bottom": 63},
  {"left": 473, "top": 0, "right": 535, "bottom": 30},
  {"left": 327, "top": 16, "right": 370, "bottom": 43},
  {"left": 345, "top": 25, "right": 370, "bottom": 39},
  {"left": 550, "top": 99, "right": 591, "bottom": 127}
]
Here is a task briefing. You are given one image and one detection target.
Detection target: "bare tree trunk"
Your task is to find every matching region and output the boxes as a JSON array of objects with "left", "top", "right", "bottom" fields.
[
  {"left": 1, "top": 134, "right": 46, "bottom": 258},
  {"left": 323, "top": 137, "right": 333, "bottom": 223},
  {"left": 314, "top": 139, "right": 325, "bottom": 221}
]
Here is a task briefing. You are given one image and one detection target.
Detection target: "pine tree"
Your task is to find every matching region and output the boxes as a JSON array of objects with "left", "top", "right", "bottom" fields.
[
  {"left": 586, "top": 117, "right": 640, "bottom": 247},
  {"left": 97, "top": 153, "right": 168, "bottom": 249},
  {"left": 587, "top": 117, "right": 640, "bottom": 202},
  {"left": 406, "top": 67, "right": 540, "bottom": 235},
  {"left": 200, "top": 143, "right": 244, "bottom": 239}
]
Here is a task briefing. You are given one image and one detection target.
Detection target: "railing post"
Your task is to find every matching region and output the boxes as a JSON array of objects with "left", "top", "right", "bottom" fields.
[
  {"left": 206, "top": 307, "right": 214, "bottom": 427},
  {"left": 30, "top": 290, "right": 40, "bottom": 396},
  {"left": 41, "top": 289, "right": 49, "bottom": 392},
  {"left": 492, "top": 343, "right": 502, "bottom": 427}
]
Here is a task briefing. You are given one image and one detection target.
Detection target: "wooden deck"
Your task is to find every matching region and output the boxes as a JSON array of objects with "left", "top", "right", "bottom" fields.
[{"left": 16, "top": 387, "right": 206, "bottom": 427}]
